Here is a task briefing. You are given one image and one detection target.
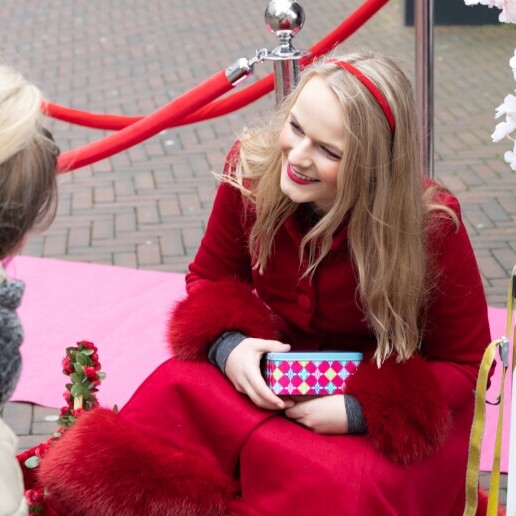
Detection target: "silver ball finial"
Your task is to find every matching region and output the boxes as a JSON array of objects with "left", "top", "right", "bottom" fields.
[
  {"left": 263, "top": 0, "right": 309, "bottom": 106},
  {"left": 264, "top": 0, "right": 305, "bottom": 38}
]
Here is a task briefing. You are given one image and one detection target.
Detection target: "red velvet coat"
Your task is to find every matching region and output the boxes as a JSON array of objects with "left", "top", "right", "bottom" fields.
[{"left": 39, "top": 161, "right": 491, "bottom": 515}]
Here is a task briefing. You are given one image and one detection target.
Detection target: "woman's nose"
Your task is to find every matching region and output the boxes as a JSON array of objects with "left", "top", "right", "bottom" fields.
[{"left": 289, "top": 138, "right": 312, "bottom": 166}]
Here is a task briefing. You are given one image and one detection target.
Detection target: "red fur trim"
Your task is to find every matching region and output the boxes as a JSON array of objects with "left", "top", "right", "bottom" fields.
[
  {"left": 168, "top": 278, "right": 279, "bottom": 361},
  {"left": 38, "top": 408, "right": 242, "bottom": 515},
  {"left": 344, "top": 353, "right": 452, "bottom": 464}
]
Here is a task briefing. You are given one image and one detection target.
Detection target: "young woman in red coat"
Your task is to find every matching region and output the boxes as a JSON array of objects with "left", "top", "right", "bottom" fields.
[{"left": 40, "top": 52, "right": 491, "bottom": 515}]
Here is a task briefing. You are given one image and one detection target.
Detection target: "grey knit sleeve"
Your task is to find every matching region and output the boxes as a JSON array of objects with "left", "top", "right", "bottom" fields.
[
  {"left": 208, "top": 331, "right": 248, "bottom": 373},
  {"left": 344, "top": 394, "right": 367, "bottom": 434}
]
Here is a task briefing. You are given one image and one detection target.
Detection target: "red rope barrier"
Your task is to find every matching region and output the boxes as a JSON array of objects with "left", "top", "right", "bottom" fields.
[
  {"left": 57, "top": 70, "right": 233, "bottom": 172},
  {"left": 45, "top": 0, "right": 389, "bottom": 133}
]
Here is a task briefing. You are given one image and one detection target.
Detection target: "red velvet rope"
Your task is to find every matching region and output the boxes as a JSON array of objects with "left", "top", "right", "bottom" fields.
[
  {"left": 54, "top": 0, "right": 390, "bottom": 171},
  {"left": 57, "top": 70, "right": 232, "bottom": 172},
  {"left": 46, "top": 0, "right": 389, "bottom": 132}
]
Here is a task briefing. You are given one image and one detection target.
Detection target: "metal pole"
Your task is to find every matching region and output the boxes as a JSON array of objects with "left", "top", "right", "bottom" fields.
[
  {"left": 414, "top": 0, "right": 434, "bottom": 177},
  {"left": 264, "top": 0, "right": 310, "bottom": 106}
]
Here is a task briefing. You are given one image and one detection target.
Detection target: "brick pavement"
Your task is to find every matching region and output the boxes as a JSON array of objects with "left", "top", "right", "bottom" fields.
[{"left": 0, "top": 0, "right": 514, "bottom": 509}]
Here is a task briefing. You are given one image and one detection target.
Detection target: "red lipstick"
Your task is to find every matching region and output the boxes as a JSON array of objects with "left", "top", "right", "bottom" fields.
[{"left": 286, "top": 163, "right": 317, "bottom": 185}]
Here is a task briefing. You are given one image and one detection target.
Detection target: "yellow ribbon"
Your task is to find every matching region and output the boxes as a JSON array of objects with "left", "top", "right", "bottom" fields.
[{"left": 464, "top": 265, "right": 515, "bottom": 516}]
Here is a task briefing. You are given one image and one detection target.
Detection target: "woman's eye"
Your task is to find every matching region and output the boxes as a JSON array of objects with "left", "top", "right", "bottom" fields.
[
  {"left": 321, "top": 146, "right": 341, "bottom": 161},
  {"left": 289, "top": 119, "right": 303, "bottom": 134}
]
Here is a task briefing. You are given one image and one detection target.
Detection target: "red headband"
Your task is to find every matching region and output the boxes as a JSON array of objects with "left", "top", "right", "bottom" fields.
[{"left": 328, "top": 59, "right": 396, "bottom": 135}]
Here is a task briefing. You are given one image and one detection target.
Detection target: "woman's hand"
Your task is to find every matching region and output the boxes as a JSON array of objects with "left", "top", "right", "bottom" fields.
[
  {"left": 225, "top": 338, "right": 295, "bottom": 411},
  {"left": 285, "top": 395, "right": 348, "bottom": 434}
]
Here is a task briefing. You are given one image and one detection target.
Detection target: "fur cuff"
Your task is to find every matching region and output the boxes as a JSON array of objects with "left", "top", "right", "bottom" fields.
[
  {"left": 168, "top": 278, "right": 279, "bottom": 361},
  {"left": 344, "top": 353, "right": 452, "bottom": 464},
  {"left": 38, "top": 408, "right": 241, "bottom": 515}
]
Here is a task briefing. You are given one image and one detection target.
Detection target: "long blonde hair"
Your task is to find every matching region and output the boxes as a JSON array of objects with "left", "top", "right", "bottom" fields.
[
  {"left": 225, "top": 52, "right": 455, "bottom": 364},
  {"left": 0, "top": 65, "right": 58, "bottom": 259}
]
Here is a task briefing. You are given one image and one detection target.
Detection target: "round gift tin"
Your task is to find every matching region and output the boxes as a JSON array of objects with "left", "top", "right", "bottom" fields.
[{"left": 263, "top": 351, "right": 363, "bottom": 396}]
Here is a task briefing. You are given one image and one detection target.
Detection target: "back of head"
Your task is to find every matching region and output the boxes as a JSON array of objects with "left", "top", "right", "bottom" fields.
[{"left": 0, "top": 65, "right": 58, "bottom": 259}]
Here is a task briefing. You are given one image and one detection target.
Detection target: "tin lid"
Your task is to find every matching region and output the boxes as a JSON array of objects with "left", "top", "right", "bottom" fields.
[{"left": 265, "top": 351, "right": 363, "bottom": 361}]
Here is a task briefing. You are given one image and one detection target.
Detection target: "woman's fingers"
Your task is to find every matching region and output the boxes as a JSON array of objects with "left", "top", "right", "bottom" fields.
[
  {"left": 226, "top": 338, "right": 294, "bottom": 410},
  {"left": 247, "top": 370, "right": 293, "bottom": 410}
]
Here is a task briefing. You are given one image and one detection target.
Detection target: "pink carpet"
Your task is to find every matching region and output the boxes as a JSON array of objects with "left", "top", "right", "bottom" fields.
[
  {"left": 7, "top": 256, "right": 184, "bottom": 410},
  {"left": 5, "top": 256, "right": 512, "bottom": 472}
]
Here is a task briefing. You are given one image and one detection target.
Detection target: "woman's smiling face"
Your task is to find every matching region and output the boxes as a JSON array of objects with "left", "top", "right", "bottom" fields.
[{"left": 279, "top": 76, "right": 346, "bottom": 213}]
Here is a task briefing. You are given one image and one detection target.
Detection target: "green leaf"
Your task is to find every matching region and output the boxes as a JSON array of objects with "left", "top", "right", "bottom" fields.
[
  {"left": 24, "top": 455, "right": 40, "bottom": 469},
  {"left": 76, "top": 353, "right": 88, "bottom": 366},
  {"left": 66, "top": 347, "right": 77, "bottom": 359},
  {"left": 69, "top": 373, "right": 80, "bottom": 384},
  {"left": 70, "top": 383, "right": 82, "bottom": 398},
  {"left": 73, "top": 383, "right": 90, "bottom": 400},
  {"left": 73, "top": 362, "right": 83, "bottom": 375},
  {"left": 65, "top": 383, "right": 73, "bottom": 391},
  {"left": 81, "top": 348, "right": 94, "bottom": 356},
  {"left": 97, "top": 372, "right": 106, "bottom": 380}
]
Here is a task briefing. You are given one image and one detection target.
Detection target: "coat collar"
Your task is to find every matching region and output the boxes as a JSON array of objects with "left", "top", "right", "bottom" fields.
[{"left": 283, "top": 204, "right": 349, "bottom": 251}]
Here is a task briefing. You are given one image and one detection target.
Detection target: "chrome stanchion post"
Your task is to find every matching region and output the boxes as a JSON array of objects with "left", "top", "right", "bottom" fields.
[
  {"left": 263, "top": 0, "right": 310, "bottom": 106},
  {"left": 415, "top": 0, "right": 434, "bottom": 177}
]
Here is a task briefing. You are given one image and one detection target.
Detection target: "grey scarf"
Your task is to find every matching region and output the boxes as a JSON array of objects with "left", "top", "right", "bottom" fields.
[{"left": 0, "top": 272, "right": 25, "bottom": 410}]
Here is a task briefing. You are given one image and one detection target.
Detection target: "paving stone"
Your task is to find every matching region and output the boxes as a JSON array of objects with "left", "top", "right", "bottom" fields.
[
  {"left": 92, "top": 218, "right": 115, "bottom": 240},
  {"left": 68, "top": 226, "right": 91, "bottom": 248},
  {"left": 161, "top": 231, "right": 185, "bottom": 257},
  {"left": 114, "top": 252, "right": 138, "bottom": 268},
  {"left": 42, "top": 234, "right": 68, "bottom": 256},
  {"left": 115, "top": 210, "right": 137, "bottom": 233},
  {"left": 17, "top": 434, "right": 55, "bottom": 453},
  {"left": 137, "top": 241, "right": 161, "bottom": 266},
  {"left": 2, "top": 402, "right": 32, "bottom": 435}
]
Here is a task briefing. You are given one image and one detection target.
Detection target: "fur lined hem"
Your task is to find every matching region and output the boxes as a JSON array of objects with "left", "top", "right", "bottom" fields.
[
  {"left": 167, "top": 278, "right": 279, "bottom": 361},
  {"left": 38, "top": 408, "right": 243, "bottom": 515},
  {"left": 345, "top": 353, "right": 452, "bottom": 464}
]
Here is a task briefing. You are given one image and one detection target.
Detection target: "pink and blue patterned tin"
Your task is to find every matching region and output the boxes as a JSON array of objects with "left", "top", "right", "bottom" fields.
[{"left": 264, "top": 352, "right": 363, "bottom": 396}]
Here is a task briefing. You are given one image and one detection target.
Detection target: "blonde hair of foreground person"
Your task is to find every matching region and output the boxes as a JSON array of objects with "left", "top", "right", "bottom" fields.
[
  {"left": 0, "top": 64, "right": 58, "bottom": 260},
  {"left": 224, "top": 51, "right": 457, "bottom": 365}
]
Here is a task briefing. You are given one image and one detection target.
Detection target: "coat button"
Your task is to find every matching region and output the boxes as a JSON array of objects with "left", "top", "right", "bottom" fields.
[{"left": 297, "top": 294, "right": 311, "bottom": 311}]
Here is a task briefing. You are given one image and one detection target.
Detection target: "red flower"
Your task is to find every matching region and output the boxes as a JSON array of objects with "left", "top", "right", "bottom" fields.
[
  {"left": 83, "top": 366, "right": 100, "bottom": 386},
  {"left": 91, "top": 352, "right": 99, "bottom": 362},
  {"left": 34, "top": 438, "right": 56, "bottom": 458},
  {"left": 81, "top": 341, "right": 97, "bottom": 352},
  {"left": 61, "top": 356, "right": 74, "bottom": 375},
  {"left": 25, "top": 487, "right": 45, "bottom": 504},
  {"left": 71, "top": 408, "right": 85, "bottom": 418}
]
